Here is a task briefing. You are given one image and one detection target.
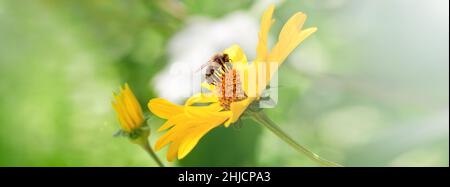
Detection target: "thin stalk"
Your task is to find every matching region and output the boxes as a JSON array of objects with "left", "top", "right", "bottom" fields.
[
  {"left": 250, "top": 111, "right": 341, "bottom": 167},
  {"left": 139, "top": 140, "right": 165, "bottom": 167}
]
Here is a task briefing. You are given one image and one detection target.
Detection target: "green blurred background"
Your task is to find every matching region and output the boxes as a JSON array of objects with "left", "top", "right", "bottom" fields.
[{"left": 0, "top": 0, "right": 448, "bottom": 166}]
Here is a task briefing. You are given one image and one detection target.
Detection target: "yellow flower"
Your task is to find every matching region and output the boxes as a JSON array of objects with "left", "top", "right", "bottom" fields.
[
  {"left": 112, "top": 83, "right": 145, "bottom": 133},
  {"left": 112, "top": 83, "right": 166, "bottom": 167},
  {"left": 148, "top": 4, "right": 317, "bottom": 162}
]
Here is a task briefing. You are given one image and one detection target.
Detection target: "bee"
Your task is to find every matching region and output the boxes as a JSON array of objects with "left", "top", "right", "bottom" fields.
[
  {"left": 197, "top": 53, "right": 232, "bottom": 85},
  {"left": 196, "top": 52, "right": 247, "bottom": 110}
]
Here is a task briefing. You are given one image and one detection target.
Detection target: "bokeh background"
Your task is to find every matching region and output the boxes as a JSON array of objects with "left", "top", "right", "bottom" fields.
[{"left": 0, "top": 0, "right": 448, "bottom": 166}]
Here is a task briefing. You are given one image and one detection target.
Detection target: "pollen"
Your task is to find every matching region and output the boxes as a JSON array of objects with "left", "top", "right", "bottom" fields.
[{"left": 215, "top": 69, "right": 247, "bottom": 110}]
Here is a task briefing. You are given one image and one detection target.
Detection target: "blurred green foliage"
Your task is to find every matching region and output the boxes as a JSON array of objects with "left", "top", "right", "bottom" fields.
[{"left": 0, "top": 0, "right": 448, "bottom": 166}]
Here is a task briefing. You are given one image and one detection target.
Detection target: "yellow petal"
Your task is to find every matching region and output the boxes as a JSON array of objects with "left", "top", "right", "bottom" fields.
[
  {"left": 256, "top": 4, "right": 275, "bottom": 61},
  {"left": 155, "top": 115, "right": 194, "bottom": 151},
  {"left": 201, "top": 82, "right": 215, "bottom": 91},
  {"left": 223, "top": 44, "right": 250, "bottom": 94},
  {"left": 268, "top": 12, "right": 317, "bottom": 64},
  {"left": 177, "top": 125, "right": 211, "bottom": 159},
  {"left": 155, "top": 122, "right": 180, "bottom": 151},
  {"left": 122, "top": 88, "right": 142, "bottom": 128},
  {"left": 148, "top": 98, "right": 184, "bottom": 119},
  {"left": 224, "top": 44, "right": 247, "bottom": 66},
  {"left": 224, "top": 98, "right": 252, "bottom": 127},
  {"left": 112, "top": 101, "right": 131, "bottom": 132},
  {"left": 155, "top": 125, "right": 178, "bottom": 151},
  {"left": 184, "top": 93, "right": 218, "bottom": 106},
  {"left": 185, "top": 103, "right": 223, "bottom": 119},
  {"left": 154, "top": 107, "right": 231, "bottom": 161},
  {"left": 177, "top": 112, "right": 230, "bottom": 159},
  {"left": 166, "top": 140, "right": 181, "bottom": 162},
  {"left": 124, "top": 83, "right": 144, "bottom": 124},
  {"left": 113, "top": 93, "right": 135, "bottom": 130},
  {"left": 157, "top": 118, "right": 176, "bottom": 132}
]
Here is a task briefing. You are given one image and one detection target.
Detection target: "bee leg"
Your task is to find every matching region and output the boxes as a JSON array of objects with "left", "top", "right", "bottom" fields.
[{"left": 224, "top": 62, "right": 232, "bottom": 72}]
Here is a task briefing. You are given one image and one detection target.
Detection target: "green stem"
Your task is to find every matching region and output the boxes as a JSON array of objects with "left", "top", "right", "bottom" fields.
[
  {"left": 139, "top": 140, "right": 165, "bottom": 167},
  {"left": 129, "top": 125, "right": 165, "bottom": 167},
  {"left": 250, "top": 111, "right": 341, "bottom": 167}
]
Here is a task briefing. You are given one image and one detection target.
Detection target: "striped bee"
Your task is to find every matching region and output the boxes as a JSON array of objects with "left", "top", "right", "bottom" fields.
[
  {"left": 199, "top": 53, "right": 232, "bottom": 85},
  {"left": 197, "top": 52, "right": 247, "bottom": 110}
]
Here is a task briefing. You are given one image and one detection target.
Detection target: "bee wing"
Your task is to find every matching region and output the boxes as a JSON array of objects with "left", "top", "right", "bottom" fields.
[{"left": 193, "top": 63, "right": 209, "bottom": 73}]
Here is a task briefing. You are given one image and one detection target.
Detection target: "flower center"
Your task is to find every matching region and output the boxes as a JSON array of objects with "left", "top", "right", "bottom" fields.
[
  {"left": 215, "top": 69, "right": 247, "bottom": 110},
  {"left": 203, "top": 52, "right": 247, "bottom": 110}
]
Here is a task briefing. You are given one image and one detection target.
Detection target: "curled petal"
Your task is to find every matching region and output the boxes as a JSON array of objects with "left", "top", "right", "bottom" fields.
[
  {"left": 185, "top": 93, "right": 218, "bottom": 106},
  {"left": 224, "top": 98, "right": 252, "bottom": 127},
  {"left": 148, "top": 98, "right": 184, "bottom": 119}
]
